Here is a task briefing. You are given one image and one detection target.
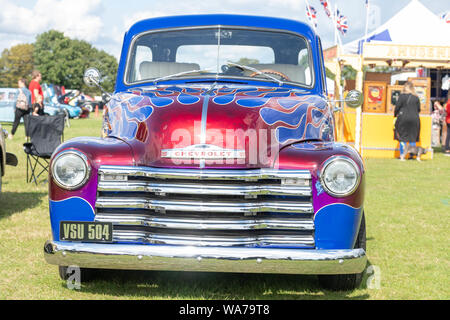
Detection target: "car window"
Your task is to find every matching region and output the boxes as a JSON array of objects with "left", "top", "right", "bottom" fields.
[{"left": 127, "top": 27, "right": 313, "bottom": 88}]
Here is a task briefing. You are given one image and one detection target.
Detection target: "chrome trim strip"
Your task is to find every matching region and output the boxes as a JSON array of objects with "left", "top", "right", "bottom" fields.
[
  {"left": 112, "top": 230, "right": 315, "bottom": 247},
  {"left": 97, "top": 180, "right": 312, "bottom": 197},
  {"left": 95, "top": 197, "right": 314, "bottom": 214},
  {"left": 44, "top": 241, "right": 367, "bottom": 275},
  {"left": 199, "top": 94, "right": 210, "bottom": 168},
  {"left": 95, "top": 213, "right": 314, "bottom": 230},
  {"left": 99, "top": 165, "right": 312, "bottom": 180}
]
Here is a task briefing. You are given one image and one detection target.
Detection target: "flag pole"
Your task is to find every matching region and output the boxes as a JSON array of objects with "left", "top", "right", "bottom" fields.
[
  {"left": 363, "top": 0, "right": 370, "bottom": 52},
  {"left": 333, "top": 2, "right": 338, "bottom": 45},
  {"left": 325, "top": 0, "right": 338, "bottom": 45},
  {"left": 335, "top": 4, "right": 343, "bottom": 47}
]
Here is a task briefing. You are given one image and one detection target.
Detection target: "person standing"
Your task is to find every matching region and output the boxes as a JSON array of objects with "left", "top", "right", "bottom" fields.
[
  {"left": 444, "top": 92, "right": 450, "bottom": 155},
  {"left": 8, "top": 78, "right": 32, "bottom": 139},
  {"left": 394, "top": 81, "right": 421, "bottom": 161},
  {"left": 29, "top": 70, "right": 45, "bottom": 116},
  {"left": 432, "top": 99, "right": 446, "bottom": 146}
]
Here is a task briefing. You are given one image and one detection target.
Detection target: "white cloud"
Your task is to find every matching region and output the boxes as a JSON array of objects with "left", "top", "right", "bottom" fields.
[{"left": 0, "top": 0, "right": 103, "bottom": 42}]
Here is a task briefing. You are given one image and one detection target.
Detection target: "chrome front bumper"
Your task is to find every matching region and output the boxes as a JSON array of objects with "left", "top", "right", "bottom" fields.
[{"left": 44, "top": 241, "right": 367, "bottom": 275}]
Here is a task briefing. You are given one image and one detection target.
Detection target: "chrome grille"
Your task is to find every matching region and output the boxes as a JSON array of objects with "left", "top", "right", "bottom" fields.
[{"left": 95, "top": 165, "right": 315, "bottom": 248}]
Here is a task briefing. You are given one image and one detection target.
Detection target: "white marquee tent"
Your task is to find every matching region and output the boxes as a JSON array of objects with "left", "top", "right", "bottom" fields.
[{"left": 343, "top": 0, "right": 450, "bottom": 55}]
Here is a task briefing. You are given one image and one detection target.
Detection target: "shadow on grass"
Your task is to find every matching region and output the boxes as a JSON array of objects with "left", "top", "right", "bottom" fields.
[
  {"left": 70, "top": 268, "right": 370, "bottom": 300},
  {"left": 0, "top": 191, "right": 47, "bottom": 220}
]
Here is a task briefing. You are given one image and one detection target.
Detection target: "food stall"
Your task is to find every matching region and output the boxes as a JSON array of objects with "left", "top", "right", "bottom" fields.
[{"left": 324, "top": 0, "right": 450, "bottom": 159}]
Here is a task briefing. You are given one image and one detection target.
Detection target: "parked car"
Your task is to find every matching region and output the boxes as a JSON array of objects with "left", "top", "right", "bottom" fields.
[
  {"left": 0, "top": 88, "right": 18, "bottom": 123},
  {"left": 0, "top": 125, "right": 18, "bottom": 192},
  {"left": 44, "top": 14, "right": 367, "bottom": 290},
  {"left": 42, "top": 83, "right": 83, "bottom": 118},
  {"left": 59, "top": 90, "right": 94, "bottom": 117}
]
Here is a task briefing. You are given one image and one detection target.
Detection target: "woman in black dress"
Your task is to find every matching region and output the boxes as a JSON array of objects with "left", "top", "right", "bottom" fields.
[{"left": 394, "top": 81, "right": 421, "bottom": 160}]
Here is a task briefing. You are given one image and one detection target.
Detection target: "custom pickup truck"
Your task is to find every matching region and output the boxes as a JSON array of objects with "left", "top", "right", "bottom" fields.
[{"left": 44, "top": 14, "right": 367, "bottom": 290}]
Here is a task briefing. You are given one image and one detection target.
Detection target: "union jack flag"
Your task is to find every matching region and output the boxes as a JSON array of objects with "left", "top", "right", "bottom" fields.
[
  {"left": 336, "top": 10, "right": 348, "bottom": 35},
  {"left": 320, "top": 0, "right": 332, "bottom": 18},
  {"left": 306, "top": 5, "right": 318, "bottom": 28},
  {"left": 441, "top": 11, "right": 450, "bottom": 23}
]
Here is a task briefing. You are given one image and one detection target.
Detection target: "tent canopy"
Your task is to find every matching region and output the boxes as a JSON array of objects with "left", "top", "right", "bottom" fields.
[{"left": 344, "top": 0, "right": 450, "bottom": 54}]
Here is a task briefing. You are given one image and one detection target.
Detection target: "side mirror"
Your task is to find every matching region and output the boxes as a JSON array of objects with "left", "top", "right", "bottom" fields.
[
  {"left": 83, "top": 68, "right": 101, "bottom": 87},
  {"left": 329, "top": 90, "right": 363, "bottom": 112},
  {"left": 345, "top": 90, "right": 363, "bottom": 108},
  {"left": 83, "top": 68, "right": 113, "bottom": 101}
]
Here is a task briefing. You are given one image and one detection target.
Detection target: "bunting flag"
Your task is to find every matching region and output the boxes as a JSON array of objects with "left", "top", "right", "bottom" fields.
[
  {"left": 320, "top": 0, "right": 332, "bottom": 18},
  {"left": 441, "top": 11, "right": 450, "bottom": 24},
  {"left": 336, "top": 10, "right": 349, "bottom": 35},
  {"left": 306, "top": 5, "right": 318, "bottom": 28}
]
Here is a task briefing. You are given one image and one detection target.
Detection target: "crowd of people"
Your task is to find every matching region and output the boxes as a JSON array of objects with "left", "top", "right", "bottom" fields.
[{"left": 8, "top": 70, "right": 44, "bottom": 140}]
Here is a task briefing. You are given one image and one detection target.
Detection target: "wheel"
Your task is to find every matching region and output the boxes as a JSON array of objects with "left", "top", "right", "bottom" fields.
[
  {"left": 318, "top": 213, "right": 367, "bottom": 291},
  {"left": 0, "top": 162, "right": 2, "bottom": 193},
  {"left": 58, "top": 266, "right": 97, "bottom": 283},
  {"left": 84, "top": 103, "right": 94, "bottom": 113}
]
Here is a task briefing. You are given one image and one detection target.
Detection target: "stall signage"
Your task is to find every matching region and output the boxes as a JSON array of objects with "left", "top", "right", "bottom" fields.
[{"left": 364, "top": 43, "right": 450, "bottom": 61}]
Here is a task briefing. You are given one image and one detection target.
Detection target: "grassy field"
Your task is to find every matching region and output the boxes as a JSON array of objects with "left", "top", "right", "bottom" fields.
[{"left": 0, "top": 116, "right": 449, "bottom": 300}]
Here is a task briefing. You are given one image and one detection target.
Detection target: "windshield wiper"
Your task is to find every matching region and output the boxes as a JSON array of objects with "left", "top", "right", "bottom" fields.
[
  {"left": 226, "top": 61, "right": 284, "bottom": 86},
  {"left": 152, "top": 67, "right": 216, "bottom": 85}
]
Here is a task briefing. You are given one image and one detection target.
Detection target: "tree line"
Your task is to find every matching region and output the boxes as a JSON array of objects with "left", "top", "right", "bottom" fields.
[{"left": 0, "top": 30, "right": 118, "bottom": 96}]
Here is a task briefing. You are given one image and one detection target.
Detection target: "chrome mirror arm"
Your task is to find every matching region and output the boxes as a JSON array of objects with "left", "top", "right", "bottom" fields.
[{"left": 328, "top": 90, "right": 363, "bottom": 112}]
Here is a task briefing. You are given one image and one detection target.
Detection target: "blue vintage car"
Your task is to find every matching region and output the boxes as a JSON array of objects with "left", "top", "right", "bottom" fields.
[
  {"left": 44, "top": 14, "right": 367, "bottom": 290},
  {"left": 0, "top": 88, "right": 18, "bottom": 122},
  {"left": 42, "top": 83, "right": 81, "bottom": 118}
]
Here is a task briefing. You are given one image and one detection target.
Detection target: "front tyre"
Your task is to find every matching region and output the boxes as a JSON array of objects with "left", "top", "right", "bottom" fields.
[{"left": 318, "top": 213, "right": 367, "bottom": 291}]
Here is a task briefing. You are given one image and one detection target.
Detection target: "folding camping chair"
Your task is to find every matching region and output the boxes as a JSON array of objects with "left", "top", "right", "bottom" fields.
[{"left": 23, "top": 114, "right": 65, "bottom": 184}]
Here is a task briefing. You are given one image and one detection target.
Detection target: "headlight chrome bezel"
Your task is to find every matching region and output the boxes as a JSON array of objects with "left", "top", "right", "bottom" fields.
[
  {"left": 51, "top": 150, "right": 91, "bottom": 190},
  {"left": 319, "top": 156, "right": 361, "bottom": 198}
]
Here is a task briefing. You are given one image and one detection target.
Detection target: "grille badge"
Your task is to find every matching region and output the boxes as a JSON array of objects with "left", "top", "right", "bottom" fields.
[{"left": 161, "top": 144, "right": 245, "bottom": 160}]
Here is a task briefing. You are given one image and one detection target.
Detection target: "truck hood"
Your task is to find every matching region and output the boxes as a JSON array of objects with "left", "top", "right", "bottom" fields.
[{"left": 105, "top": 85, "right": 333, "bottom": 168}]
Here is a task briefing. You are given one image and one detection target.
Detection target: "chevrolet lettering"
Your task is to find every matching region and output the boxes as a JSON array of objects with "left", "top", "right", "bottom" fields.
[
  {"left": 162, "top": 144, "right": 246, "bottom": 159},
  {"left": 44, "top": 14, "right": 367, "bottom": 290}
]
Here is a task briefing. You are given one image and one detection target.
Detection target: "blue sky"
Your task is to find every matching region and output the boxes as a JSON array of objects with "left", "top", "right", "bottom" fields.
[{"left": 0, "top": 0, "right": 449, "bottom": 59}]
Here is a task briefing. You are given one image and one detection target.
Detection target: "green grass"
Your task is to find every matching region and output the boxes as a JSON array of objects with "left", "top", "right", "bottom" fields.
[{"left": 0, "top": 117, "right": 449, "bottom": 300}]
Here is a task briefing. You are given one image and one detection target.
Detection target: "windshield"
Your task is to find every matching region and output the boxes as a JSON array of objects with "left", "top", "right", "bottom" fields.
[{"left": 126, "top": 27, "right": 313, "bottom": 87}]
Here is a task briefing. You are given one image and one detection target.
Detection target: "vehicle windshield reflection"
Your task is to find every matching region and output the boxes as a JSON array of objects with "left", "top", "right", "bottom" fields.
[{"left": 126, "top": 27, "right": 313, "bottom": 88}]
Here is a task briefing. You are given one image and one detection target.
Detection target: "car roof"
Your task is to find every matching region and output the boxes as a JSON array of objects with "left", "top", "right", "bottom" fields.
[{"left": 126, "top": 14, "right": 316, "bottom": 40}]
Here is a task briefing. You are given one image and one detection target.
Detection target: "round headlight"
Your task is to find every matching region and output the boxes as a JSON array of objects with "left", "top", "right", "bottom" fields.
[
  {"left": 320, "top": 156, "right": 360, "bottom": 197},
  {"left": 52, "top": 150, "right": 90, "bottom": 190}
]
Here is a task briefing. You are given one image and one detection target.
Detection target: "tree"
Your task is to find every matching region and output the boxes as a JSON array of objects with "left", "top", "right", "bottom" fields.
[
  {"left": 0, "top": 43, "right": 35, "bottom": 87},
  {"left": 33, "top": 30, "right": 118, "bottom": 95}
]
